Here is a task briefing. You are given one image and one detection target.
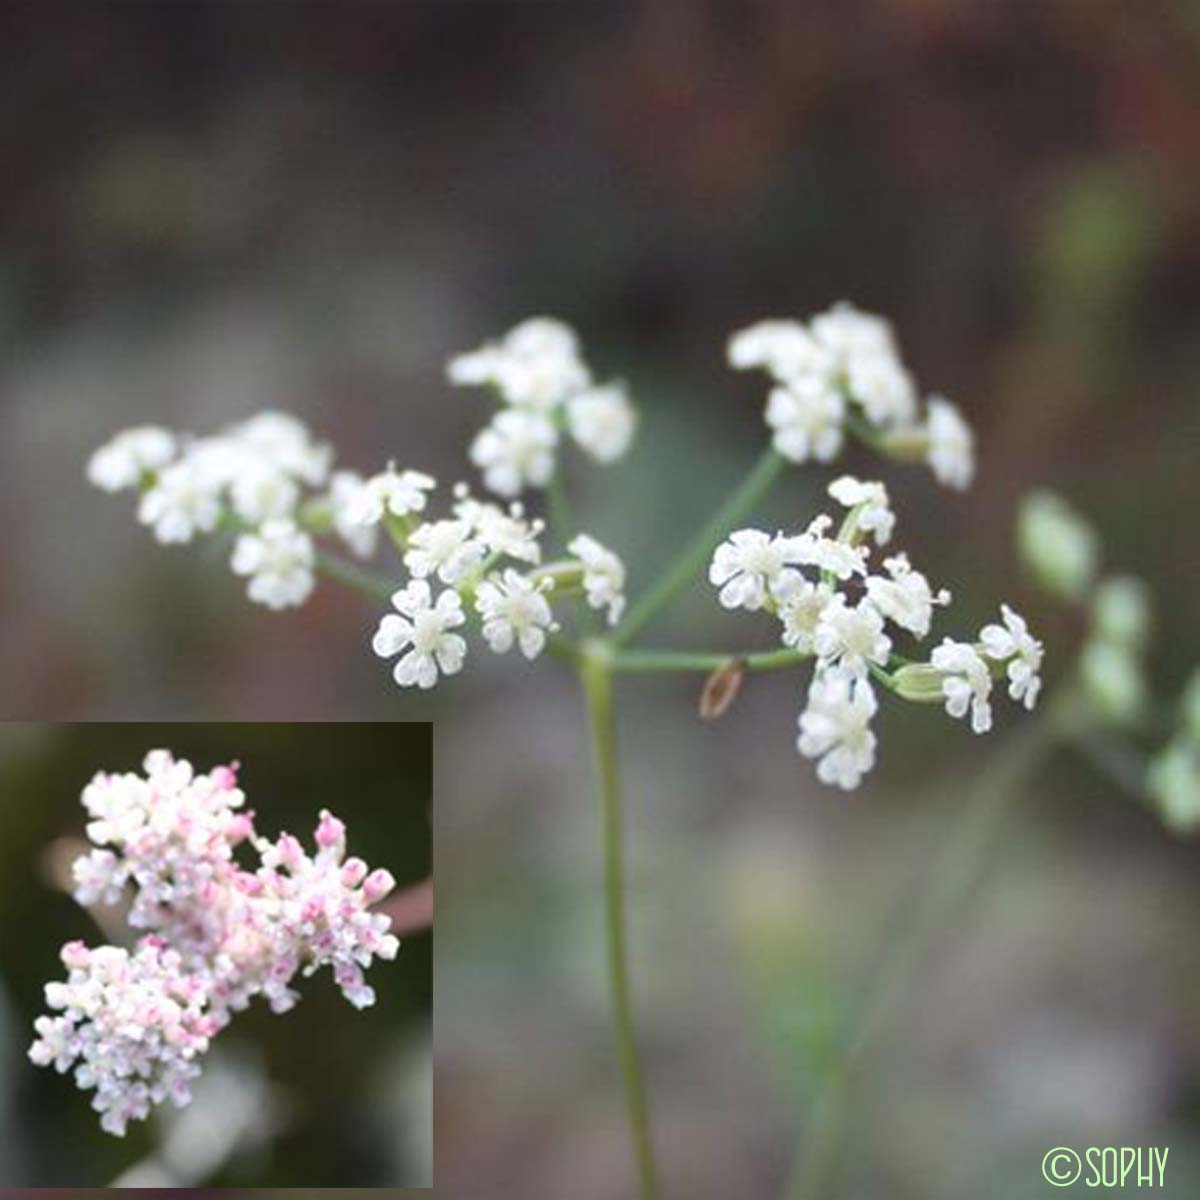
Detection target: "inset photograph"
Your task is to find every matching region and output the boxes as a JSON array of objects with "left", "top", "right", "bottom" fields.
[{"left": 0, "top": 723, "right": 431, "bottom": 1188}]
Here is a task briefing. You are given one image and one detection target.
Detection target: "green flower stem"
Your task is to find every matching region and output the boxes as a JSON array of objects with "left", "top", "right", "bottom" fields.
[
  {"left": 613, "top": 447, "right": 786, "bottom": 647},
  {"left": 611, "top": 647, "right": 809, "bottom": 674},
  {"left": 314, "top": 550, "right": 397, "bottom": 605},
  {"left": 786, "top": 706, "right": 1061, "bottom": 1200},
  {"left": 579, "top": 640, "right": 660, "bottom": 1200}
]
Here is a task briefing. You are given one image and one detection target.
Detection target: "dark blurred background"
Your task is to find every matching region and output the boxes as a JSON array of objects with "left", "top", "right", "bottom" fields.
[
  {"left": 0, "top": 722, "right": 431, "bottom": 1187},
  {"left": 2, "top": 2, "right": 1200, "bottom": 1196}
]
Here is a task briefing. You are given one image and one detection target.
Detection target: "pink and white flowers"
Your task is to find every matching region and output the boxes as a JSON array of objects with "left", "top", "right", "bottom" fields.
[{"left": 30, "top": 750, "right": 400, "bottom": 1136}]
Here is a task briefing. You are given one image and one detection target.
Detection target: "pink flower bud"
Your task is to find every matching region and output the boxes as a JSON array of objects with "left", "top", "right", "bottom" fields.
[
  {"left": 211, "top": 763, "right": 239, "bottom": 790},
  {"left": 225, "top": 812, "right": 255, "bottom": 842},
  {"left": 314, "top": 809, "right": 346, "bottom": 850},
  {"left": 60, "top": 940, "right": 91, "bottom": 969},
  {"left": 340, "top": 857, "right": 368, "bottom": 887},
  {"left": 362, "top": 868, "right": 396, "bottom": 904},
  {"left": 276, "top": 833, "right": 304, "bottom": 867}
]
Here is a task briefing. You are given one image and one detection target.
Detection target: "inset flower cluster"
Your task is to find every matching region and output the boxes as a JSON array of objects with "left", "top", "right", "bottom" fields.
[
  {"left": 29, "top": 751, "right": 399, "bottom": 1136},
  {"left": 449, "top": 317, "right": 638, "bottom": 496},
  {"left": 710, "top": 476, "right": 1043, "bottom": 789},
  {"left": 729, "top": 302, "right": 975, "bottom": 489}
]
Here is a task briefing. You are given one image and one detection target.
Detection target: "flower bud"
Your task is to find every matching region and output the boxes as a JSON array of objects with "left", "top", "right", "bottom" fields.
[
  {"left": 340, "top": 857, "right": 368, "bottom": 888},
  {"left": 1018, "top": 491, "right": 1098, "bottom": 602},
  {"left": 1180, "top": 670, "right": 1200, "bottom": 745},
  {"left": 1090, "top": 576, "right": 1151, "bottom": 649},
  {"left": 1079, "top": 639, "right": 1145, "bottom": 725},
  {"left": 315, "top": 809, "right": 346, "bottom": 850},
  {"left": 362, "top": 868, "right": 396, "bottom": 904},
  {"left": 60, "top": 941, "right": 91, "bottom": 970},
  {"left": 1148, "top": 741, "right": 1200, "bottom": 833},
  {"left": 891, "top": 662, "right": 948, "bottom": 704}
]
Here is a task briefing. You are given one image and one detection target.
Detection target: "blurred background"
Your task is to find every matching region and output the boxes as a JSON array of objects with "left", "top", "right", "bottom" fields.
[
  {"left": 2, "top": 1, "right": 1200, "bottom": 1195},
  {"left": 0, "top": 723, "right": 431, "bottom": 1187}
]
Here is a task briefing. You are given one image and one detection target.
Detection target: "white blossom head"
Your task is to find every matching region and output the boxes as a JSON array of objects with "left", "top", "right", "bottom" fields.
[
  {"left": 567, "top": 533, "right": 627, "bottom": 626},
  {"left": 372, "top": 580, "right": 467, "bottom": 689},
  {"left": 798, "top": 668, "right": 879, "bottom": 790},
  {"left": 87, "top": 426, "right": 177, "bottom": 493}
]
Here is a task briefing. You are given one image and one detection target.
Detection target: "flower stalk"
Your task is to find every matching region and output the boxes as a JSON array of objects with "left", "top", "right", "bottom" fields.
[{"left": 579, "top": 639, "right": 660, "bottom": 1200}]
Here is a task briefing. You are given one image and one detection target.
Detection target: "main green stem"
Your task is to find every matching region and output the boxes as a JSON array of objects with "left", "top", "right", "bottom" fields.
[
  {"left": 579, "top": 642, "right": 660, "bottom": 1200},
  {"left": 614, "top": 447, "right": 785, "bottom": 647}
]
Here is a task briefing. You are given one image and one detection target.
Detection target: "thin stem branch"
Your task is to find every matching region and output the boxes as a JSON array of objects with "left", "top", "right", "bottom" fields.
[
  {"left": 611, "top": 647, "right": 809, "bottom": 674},
  {"left": 613, "top": 447, "right": 786, "bottom": 647},
  {"left": 579, "top": 646, "right": 660, "bottom": 1200},
  {"left": 315, "top": 550, "right": 398, "bottom": 605},
  {"left": 786, "top": 711, "right": 1059, "bottom": 1200}
]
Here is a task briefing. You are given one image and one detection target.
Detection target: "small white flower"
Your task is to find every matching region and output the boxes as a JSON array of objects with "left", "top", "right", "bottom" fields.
[
  {"left": 475, "top": 569, "right": 558, "bottom": 659},
  {"left": 452, "top": 488, "right": 543, "bottom": 563},
  {"left": 845, "top": 351, "right": 917, "bottom": 427},
  {"left": 930, "top": 639, "right": 993, "bottom": 733},
  {"left": 865, "top": 553, "right": 950, "bottom": 639},
  {"left": 87, "top": 427, "right": 177, "bottom": 492},
  {"left": 813, "top": 595, "right": 892, "bottom": 678},
  {"left": 765, "top": 379, "right": 845, "bottom": 463},
  {"left": 230, "top": 411, "right": 332, "bottom": 485},
  {"left": 727, "top": 320, "right": 833, "bottom": 383},
  {"left": 797, "top": 668, "right": 879, "bottom": 790},
  {"left": 810, "top": 301, "right": 897, "bottom": 366},
  {"left": 346, "top": 466, "right": 436, "bottom": 526},
  {"left": 137, "top": 462, "right": 222, "bottom": 544},
  {"left": 448, "top": 317, "right": 590, "bottom": 411},
  {"left": 827, "top": 476, "right": 895, "bottom": 545},
  {"left": 777, "top": 580, "right": 835, "bottom": 653},
  {"left": 328, "top": 470, "right": 378, "bottom": 558},
  {"left": 566, "top": 383, "right": 637, "bottom": 462},
  {"left": 925, "top": 396, "right": 974, "bottom": 490},
  {"left": 371, "top": 580, "right": 467, "bottom": 689},
  {"left": 709, "top": 529, "right": 806, "bottom": 611},
  {"left": 979, "top": 604, "right": 1043, "bottom": 710},
  {"left": 470, "top": 409, "right": 559, "bottom": 497},
  {"left": 230, "top": 519, "right": 315, "bottom": 610},
  {"left": 793, "top": 515, "right": 868, "bottom": 580},
  {"left": 403, "top": 519, "right": 487, "bottom": 586},
  {"left": 568, "top": 533, "right": 626, "bottom": 625},
  {"left": 229, "top": 460, "right": 300, "bottom": 526}
]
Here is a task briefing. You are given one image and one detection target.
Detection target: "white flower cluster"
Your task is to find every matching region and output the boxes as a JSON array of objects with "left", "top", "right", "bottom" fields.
[
  {"left": 710, "top": 476, "right": 1042, "bottom": 789},
  {"left": 30, "top": 750, "right": 399, "bottom": 1136},
  {"left": 728, "top": 302, "right": 975, "bottom": 489},
  {"left": 448, "top": 317, "right": 638, "bottom": 496},
  {"left": 365, "top": 479, "right": 626, "bottom": 688},
  {"left": 87, "top": 411, "right": 339, "bottom": 610}
]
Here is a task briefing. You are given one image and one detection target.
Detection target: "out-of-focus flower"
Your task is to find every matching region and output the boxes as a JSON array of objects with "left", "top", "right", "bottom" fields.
[
  {"left": 469, "top": 409, "right": 559, "bottom": 497},
  {"left": 230, "top": 519, "right": 315, "bottom": 610},
  {"left": 567, "top": 383, "right": 637, "bottom": 463},
  {"left": 87, "top": 426, "right": 177, "bottom": 492}
]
